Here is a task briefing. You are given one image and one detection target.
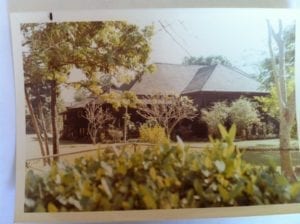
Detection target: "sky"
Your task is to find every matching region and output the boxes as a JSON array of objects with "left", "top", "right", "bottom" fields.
[{"left": 124, "top": 9, "right": 296, "bottom": 75}]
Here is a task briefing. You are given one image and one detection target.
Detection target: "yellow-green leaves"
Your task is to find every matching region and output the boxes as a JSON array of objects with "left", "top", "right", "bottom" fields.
[
  {"left": 47, "top": 202, "right": 58, "bottom": 212},
  {"left": 290, "top": 182, "right": 300, "bottom": 199},
  {"left": 139, "top": 185, "right": 157, "bottom": 209},
  {"left": 102, "top": 91, "right": 140, "bottom": 110},
  {"left": 218, "top": 124, "right": 228, "bottom": 140},
  {"left": 218, "top": 123, "right": 236, "bottom": 145},
  {"left": 139, "top": 123, "right": 168, "bottom": 145},
  {"left": 218, "top": 185, "right": 230, "bottom": 202},
  {"left": 149, "top": 167, "right": 157, "bottom": 181},
  {"left": 24, "top": 126, "right": 300, "bottom": 212}
]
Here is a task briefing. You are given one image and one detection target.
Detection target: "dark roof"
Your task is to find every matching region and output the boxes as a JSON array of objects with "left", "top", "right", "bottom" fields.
[
  {"left": 199, "top": 64, "right": 264, "bottom": 93},
  {"left": 120, "top": 63, "right": 204, "bottom": 95},
  {"left": 64, "top": 63, "right": 267, "bottom": 110},
  {"left": 121, "top": 63, "right": 266, "bottom": 95}
]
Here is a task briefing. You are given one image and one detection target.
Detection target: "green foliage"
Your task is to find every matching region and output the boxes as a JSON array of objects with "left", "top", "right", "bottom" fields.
[
  {"left": 255, "top": 80, "right": 295, "bottom": 121},
  {"left": 22, "top": 22, "right": 155, "bottom": 94},
  {"left": 102, "top": 91, "right": 140, "bottom": 110},
  {"left": 229, "top": 97, "right": 261, "bottom": 134},
  {"left": 25, "top": 125, "right": 300, "bottom": 212},
  {"left": 257, "top": 24, "right": 295, "bottom": 90},
  {"left": 183, "top": 55, "right": 232, "bottom": 66},
  {"left": 139, "top": 123, "right": 169, "bottom": 144},
  {"left": 201, "top": 98, "right": 261, "bottom": 137},
  {"left": 201, "top": 102, "right": 229, "bottom": 136}
]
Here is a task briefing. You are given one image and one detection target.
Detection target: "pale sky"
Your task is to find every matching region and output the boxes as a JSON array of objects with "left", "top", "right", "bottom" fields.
[{"left": 125, "top": 9, "right": 296, "bottom": 75}]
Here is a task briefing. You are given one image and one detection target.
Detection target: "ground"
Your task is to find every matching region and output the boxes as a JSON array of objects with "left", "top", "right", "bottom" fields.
[{"left": 25, "top": 134, "right": 300, "bottom": 170}]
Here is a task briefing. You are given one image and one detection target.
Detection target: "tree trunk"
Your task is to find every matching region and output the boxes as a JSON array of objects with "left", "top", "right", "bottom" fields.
[
  {"left": 25, "top": 87, "right": 47, "bottom": 165},
  {"left": 50, "top": 80, "right": 59, "bottom": 159},
  {"left": 124, "top": 106, "right": 128, "bottom": 143},
  {"left": 37, "top": 100, "right": 51, "bottom": 164},
  {"left": 88, "top": 124, "right": 97, "bottom": 145},
  {"left": 279, "top": 112, "right": 297, "bottom": 182},
  {"left": 267, "top": 21, "right": 297, "bottom": 181}
]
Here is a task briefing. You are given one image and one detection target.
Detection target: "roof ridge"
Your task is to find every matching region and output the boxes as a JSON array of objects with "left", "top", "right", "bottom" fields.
[
  {"left": 182, "top": 65, "right": 216, "bottom": 94},
  {"left": 197, "top": 64, "right": 217, "bottom": 91}
]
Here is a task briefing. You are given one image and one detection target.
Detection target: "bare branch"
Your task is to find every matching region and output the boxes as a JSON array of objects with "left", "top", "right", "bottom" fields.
[
  {"left": 137, "top": 94, "right": 197, "bottom": 137},
  {"left": 82, "top": 100, "right": 114, "bottom": 144}
]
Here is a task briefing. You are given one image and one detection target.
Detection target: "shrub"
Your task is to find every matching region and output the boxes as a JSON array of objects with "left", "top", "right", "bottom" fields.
[
  {"left": 229, "top": 97, "right": 261, "bottom": 137},
  {"left": 25, "top": 125, "right": 300, "bottom": 212},
  {"left": 139, "top": 123, "right": 169, "bottom": 144},
  {"left": 201, "top": 98, "right": 261, "bottom": 138},
  {"left": 201, "top": 101, "right": 229, "bottom": 136}
]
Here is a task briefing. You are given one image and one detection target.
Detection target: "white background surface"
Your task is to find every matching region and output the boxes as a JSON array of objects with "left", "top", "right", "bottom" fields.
[{"left": 1, "top": 0, "right": 300, "bottom": 223}]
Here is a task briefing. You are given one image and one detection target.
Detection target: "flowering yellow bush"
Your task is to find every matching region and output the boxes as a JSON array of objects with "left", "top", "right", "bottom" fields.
[{"left": 139, "top": 123, "right": 169, "bottom": 144}]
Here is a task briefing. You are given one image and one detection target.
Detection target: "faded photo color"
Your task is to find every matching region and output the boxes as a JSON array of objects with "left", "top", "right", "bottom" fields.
[{"left": 22, "top": 10, "right": 300, "bottom": 213}]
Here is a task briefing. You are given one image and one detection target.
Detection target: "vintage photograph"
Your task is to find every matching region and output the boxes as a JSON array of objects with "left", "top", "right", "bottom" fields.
[{"left": 20, "top": 9, "right": 300, "bottom": 214}]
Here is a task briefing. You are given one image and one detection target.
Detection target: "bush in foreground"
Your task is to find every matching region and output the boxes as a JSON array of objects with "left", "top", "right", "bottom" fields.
[{"left": 25, "top": 125, "right": 300, "bottom": 212}]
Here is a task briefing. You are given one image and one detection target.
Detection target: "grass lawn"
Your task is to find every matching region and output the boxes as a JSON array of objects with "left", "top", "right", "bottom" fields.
[{"left": 242, "top": 151, "right": 300, "bottom": 167}]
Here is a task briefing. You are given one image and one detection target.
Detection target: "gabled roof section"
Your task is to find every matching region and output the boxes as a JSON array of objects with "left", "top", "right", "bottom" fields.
[
  {"left": 64, "top": 63, "right": 266, "bottom": 106},
  {"left": 182, "top": 65, "right": 216, "bottom": 94},
  {"left": 122, "top": 63, "right": 203, "bottom": 95},
  {"left": 202, "top": 64, "right": 264, "bottom": 93},
  {"left": 124, "top": 63, "right": 265, "bottom": 95}
]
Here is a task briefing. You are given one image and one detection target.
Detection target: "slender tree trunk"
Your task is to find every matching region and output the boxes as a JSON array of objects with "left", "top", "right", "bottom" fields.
[
  {"left": 88, "top": 124, "right": 97, "bottom": 145},
  {"left": 25, "top": 87, "right": 47, "bottom": 165},
  {"left": 50, "top": 80, "right": 59, "bottom": 159},
  {"left": 37, "top": 100, "right": 51, "bottom": 164},
  {"left": 124, "top": 106, "right": 128, "bottom": 143}
]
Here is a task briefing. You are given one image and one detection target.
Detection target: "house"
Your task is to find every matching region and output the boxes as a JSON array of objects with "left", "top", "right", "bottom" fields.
[
  {"left": 60, "top": 63, "right": 270, "bottom": 141},
  {"left": 120, "top": 63, "right": 267, "bottom": 105}
]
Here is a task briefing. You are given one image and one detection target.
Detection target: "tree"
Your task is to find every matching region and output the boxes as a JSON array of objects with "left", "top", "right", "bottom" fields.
[
  {"left": 22, "top": 21, "right": 154, "bottom": 157},
  {"left": 201, "top": 102, "right": 229, "bottom": 137},
  {"left": 23, "top": 50, "right": 51, "bottom": 164},
  {"left": 137, "top": 94, "right": 197, "bottom": 138},
  {"left": 183, "top": 55, "right": 232, "bottom": 66},
  {"left": 229, "top": 98, "right": 261, "bottom": 137},
  {"left": 102, "top": 91, "right": 140, "bottom": 142},
  {"left": 82, "top": 100, "right": 114, "bottom": 144},
  {"left": 266, "top": 20, "right": 297, "bottom": 181}
]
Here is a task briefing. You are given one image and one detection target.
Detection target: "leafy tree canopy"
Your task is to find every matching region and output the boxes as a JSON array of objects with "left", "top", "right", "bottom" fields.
[
  {"left": 182, "top": 55, "right": 232, "bottom": 67},
  {"left": 22, "top": 21, "right": 155, "bottom": 95}
]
